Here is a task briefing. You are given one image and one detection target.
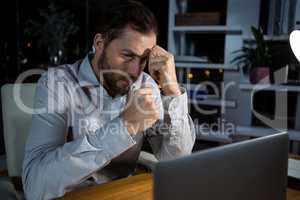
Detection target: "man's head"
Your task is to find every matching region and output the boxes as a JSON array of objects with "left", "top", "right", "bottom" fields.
[{"left": 92, "top": 0, "right": 158, "bottom": 97}]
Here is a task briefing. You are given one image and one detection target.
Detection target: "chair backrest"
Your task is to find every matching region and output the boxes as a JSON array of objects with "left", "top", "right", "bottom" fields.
[{"left": 1, "top": 83, "right": 36, "bottom": 177}]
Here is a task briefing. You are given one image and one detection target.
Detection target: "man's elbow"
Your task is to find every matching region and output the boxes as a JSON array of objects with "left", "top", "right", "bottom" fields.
[{"left": 22, "top": 160, "right": 65, "bottom": 200}]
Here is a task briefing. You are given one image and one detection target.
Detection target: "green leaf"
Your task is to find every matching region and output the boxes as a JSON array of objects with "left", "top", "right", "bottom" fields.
[{"left": 231, "top": 25, "right": 272, "bottom": 70}]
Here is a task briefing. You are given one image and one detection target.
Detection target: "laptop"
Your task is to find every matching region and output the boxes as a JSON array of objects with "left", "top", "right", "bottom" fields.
[{"left": 153, "top": 132, "right": 289, "bottom": 200}]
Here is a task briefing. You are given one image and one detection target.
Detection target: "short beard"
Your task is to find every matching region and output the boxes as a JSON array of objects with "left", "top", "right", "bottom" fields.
[{"left": 97, "top": 50, "right": 136, "bottom": 97}]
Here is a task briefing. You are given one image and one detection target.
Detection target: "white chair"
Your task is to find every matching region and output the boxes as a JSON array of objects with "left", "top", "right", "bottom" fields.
[
  {"left": 1, "top": 83, "right": 36, "bottom": 200},
  {"left": 1, "top": 84, "right": 36, "bottom": 178}
]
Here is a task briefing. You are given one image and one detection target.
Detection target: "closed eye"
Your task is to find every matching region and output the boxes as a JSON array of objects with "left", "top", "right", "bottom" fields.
[{"left": 123, "top": 54, "right": 135, "bottom": 62}]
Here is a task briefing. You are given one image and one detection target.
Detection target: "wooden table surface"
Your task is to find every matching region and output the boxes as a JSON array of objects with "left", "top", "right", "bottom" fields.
[
  {"left": 58, "top": 173, "right": 300, "bottom": 200},
  {"left": 288, "top": 188, "right": 300, "bottom": 200},
  {"left": 58, "top": 174, "right": 152, "bottom": 200}
]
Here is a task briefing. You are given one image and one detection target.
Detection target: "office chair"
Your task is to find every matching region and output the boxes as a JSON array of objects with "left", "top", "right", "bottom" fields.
[
  {"left": 1, "top": 84, "right": 36, "bottom": 178},
  {"left": 1, "top": 83, "right": 36, "bottom": 199}
]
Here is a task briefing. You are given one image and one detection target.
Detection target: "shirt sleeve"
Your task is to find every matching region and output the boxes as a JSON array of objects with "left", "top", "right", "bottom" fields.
[
  {"left": 22, "top": 73, "right": 136, "bottom": 200},
  {"left": 145, "top": 84, "right": 196, "bottom": 161}
]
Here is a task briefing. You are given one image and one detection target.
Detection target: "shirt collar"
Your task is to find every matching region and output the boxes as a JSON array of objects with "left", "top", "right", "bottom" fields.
[{"left": 78, "top": 53, "right": 100, "bottom": 87}]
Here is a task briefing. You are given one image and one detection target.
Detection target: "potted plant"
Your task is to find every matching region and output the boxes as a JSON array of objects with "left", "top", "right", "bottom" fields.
[
  {"left": 232, "top": 26, "right": 272, "bottom": 84},
  {"left": 24, "top": 3, "right": 79, "bottom": 66}
]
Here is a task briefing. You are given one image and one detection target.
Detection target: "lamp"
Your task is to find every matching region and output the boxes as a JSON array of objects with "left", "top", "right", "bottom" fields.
[{"left": 290, "top": 30, "right": 300, "bottom": 62}]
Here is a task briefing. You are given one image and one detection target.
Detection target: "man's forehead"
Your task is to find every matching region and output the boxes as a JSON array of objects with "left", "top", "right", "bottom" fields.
[{"left": 117, "top": 27, "right": 156, "bottom": 55}]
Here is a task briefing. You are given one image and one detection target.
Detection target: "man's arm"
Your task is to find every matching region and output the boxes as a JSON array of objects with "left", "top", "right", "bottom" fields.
[
  {"left": 144, "top": 46, "right": 196, "bottom": 160},
  {"left": 22, "top": 74, "right": 136, "bottom": 200},
  {"left": 145, "top": 82, "right": 196, "bottom": 161}
]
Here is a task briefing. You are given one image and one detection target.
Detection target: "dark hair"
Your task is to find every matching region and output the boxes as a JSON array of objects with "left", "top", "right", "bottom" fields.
[{"left": 94, "top": 0, "right": 158, "bottom": 45}]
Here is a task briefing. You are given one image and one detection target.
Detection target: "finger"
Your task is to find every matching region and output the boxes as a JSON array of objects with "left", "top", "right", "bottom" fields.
[
  {"left": 150, "top": 54, "right": 168, "bottom": 61},
  {"left": 148, "top": 56, "right": 168, "bottom": 74},
  {"left": 147, "top": 118, "right": 158, "bottom": 126},
  {"left": 146, "top": 111, "right": 160, "bottom": 123},
  {"left": 146, "top": 100, "right": 157, "bottom": 112},
  {"left": 150, "top": 45, "right": 169, "bottom": 57},
  {"left": 134, "top": 97, "right": 154, "bottom": 116},
  {"left": 148, "top": 62, "right": 165, "bottom": 80},
  {"left": 135, "top": 87, "right": 153, "bottom": 96},
  {"left": 142, "top": 99, "right": 157, "bottom": 114},
  {"left": 136, "top": 94, "right": 154, "bottom": 110},
  {"left": 143, "top": 108, "right": 158, "bottom": 117},
  {"left": 126, "top": 88, "right": 151, "bottom": 108},
  {"left": 149, "top": 61, "right": 165, "bottom": 71},
  {"left": 140, "top": 82, "right": 155, "bottom": 90},
  {"left": 136, "top": 94, "right": 153, "bottom": 108},
  {"left": 148, "top": 49, "right": 169, "bottom": 72},
  {"left": 136, "top": 93, "right": 153, "bottom": 101},
  {"left": 143, "top": 95, "right": 154, "bottom": 105},
  {"left": 154, "top": 110, "right": 160, "bottom": 120}
]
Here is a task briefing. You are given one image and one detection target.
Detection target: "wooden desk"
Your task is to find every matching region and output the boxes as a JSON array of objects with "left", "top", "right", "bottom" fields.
[
  {"left": 288, "top": 188, "right": 300, "bottom": 200},
  {"left": 58, "top": 174, "right": 152, "bottom": 200},
  {"left": 58, "top": 173, "right": 300, "bottom": 200}
]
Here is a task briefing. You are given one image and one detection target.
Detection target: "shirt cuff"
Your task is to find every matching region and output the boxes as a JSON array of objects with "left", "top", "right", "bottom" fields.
[
  {"left": 90, "top": 117, "right": 136, "bottom": 159},
  {"left": 161, "top": 86, "right": 188, "bottom": 117}
]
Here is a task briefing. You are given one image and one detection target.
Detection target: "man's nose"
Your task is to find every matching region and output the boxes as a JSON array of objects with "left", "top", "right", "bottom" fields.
[{"left": 126, "top": 59, "right": 141, "bottom": 77}]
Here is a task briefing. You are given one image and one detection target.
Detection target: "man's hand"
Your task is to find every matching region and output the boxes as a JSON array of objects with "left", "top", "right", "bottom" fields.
[
  {"left": 121, "top": 86, "right": 160, "bottom": 135},
  {"left": 148, "top": 45, "right": 181, "bottom": 96}
]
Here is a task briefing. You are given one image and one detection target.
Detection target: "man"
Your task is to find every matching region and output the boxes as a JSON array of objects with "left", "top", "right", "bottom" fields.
[{"left": 22, "top": 1, "right": 195, "bottom": 199}]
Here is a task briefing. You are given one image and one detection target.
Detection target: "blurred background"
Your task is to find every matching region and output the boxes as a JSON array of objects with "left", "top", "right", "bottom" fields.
[
  {"left": 0, "top": 0, "right": 169, "bottom": 156},
  {"left": 0, "top": 0, "right": 169, "bottom": 83},
  {"left": 1, "top": 0, "right": 300, "bottom": 173}
]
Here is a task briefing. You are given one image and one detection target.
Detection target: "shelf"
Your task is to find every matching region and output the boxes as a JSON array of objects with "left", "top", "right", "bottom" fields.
[
  {"left": 173, "top": 25, "right": 242, "bottom": 34},
  {"left": 235, "top": 125, "right": 300, "bottom": 141},
  {"left": 175, "top": 62, "right": 238, "bottom": 70},
  {"left": 175, "top": 55, "right": 208, "bottom": 63},
  {"left": 194, "top": 124, "right": 232, "bottom": 143},
  {"left": 196, "top": 125, "right": 300, "bottom": 148},
  {"left": 182, "top": 84, "right": 236, "bottom": 108},
  {"left": 288, "top": 156, "right": 300, "bottom": 179},
  {"left": 289, "top": 153, "right": 300, "bottom": 160},
  {"left": 243, "top": 35, "right": 289, "bottom": 42},
  {"left": 189, "top": 98, "right": 236, "bottom": 108},
  {"left": 199, "top": 125, "right": 300, "bottom": 142},
  {"left": 196, "top": 131, "right": 232, "bottom": 143},
  {"left": 240, "top": 83, "right": 300, "bottom": 92}
]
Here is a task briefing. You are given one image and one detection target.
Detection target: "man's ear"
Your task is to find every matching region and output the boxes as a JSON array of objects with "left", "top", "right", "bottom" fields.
[{"left": 93, "top": 33, "right": 105, "bottom": 55}]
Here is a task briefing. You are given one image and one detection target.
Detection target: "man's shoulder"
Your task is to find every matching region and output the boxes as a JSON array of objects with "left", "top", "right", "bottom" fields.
[{"left": 37, "top": 60, "right": 82, "bottom": 87}]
